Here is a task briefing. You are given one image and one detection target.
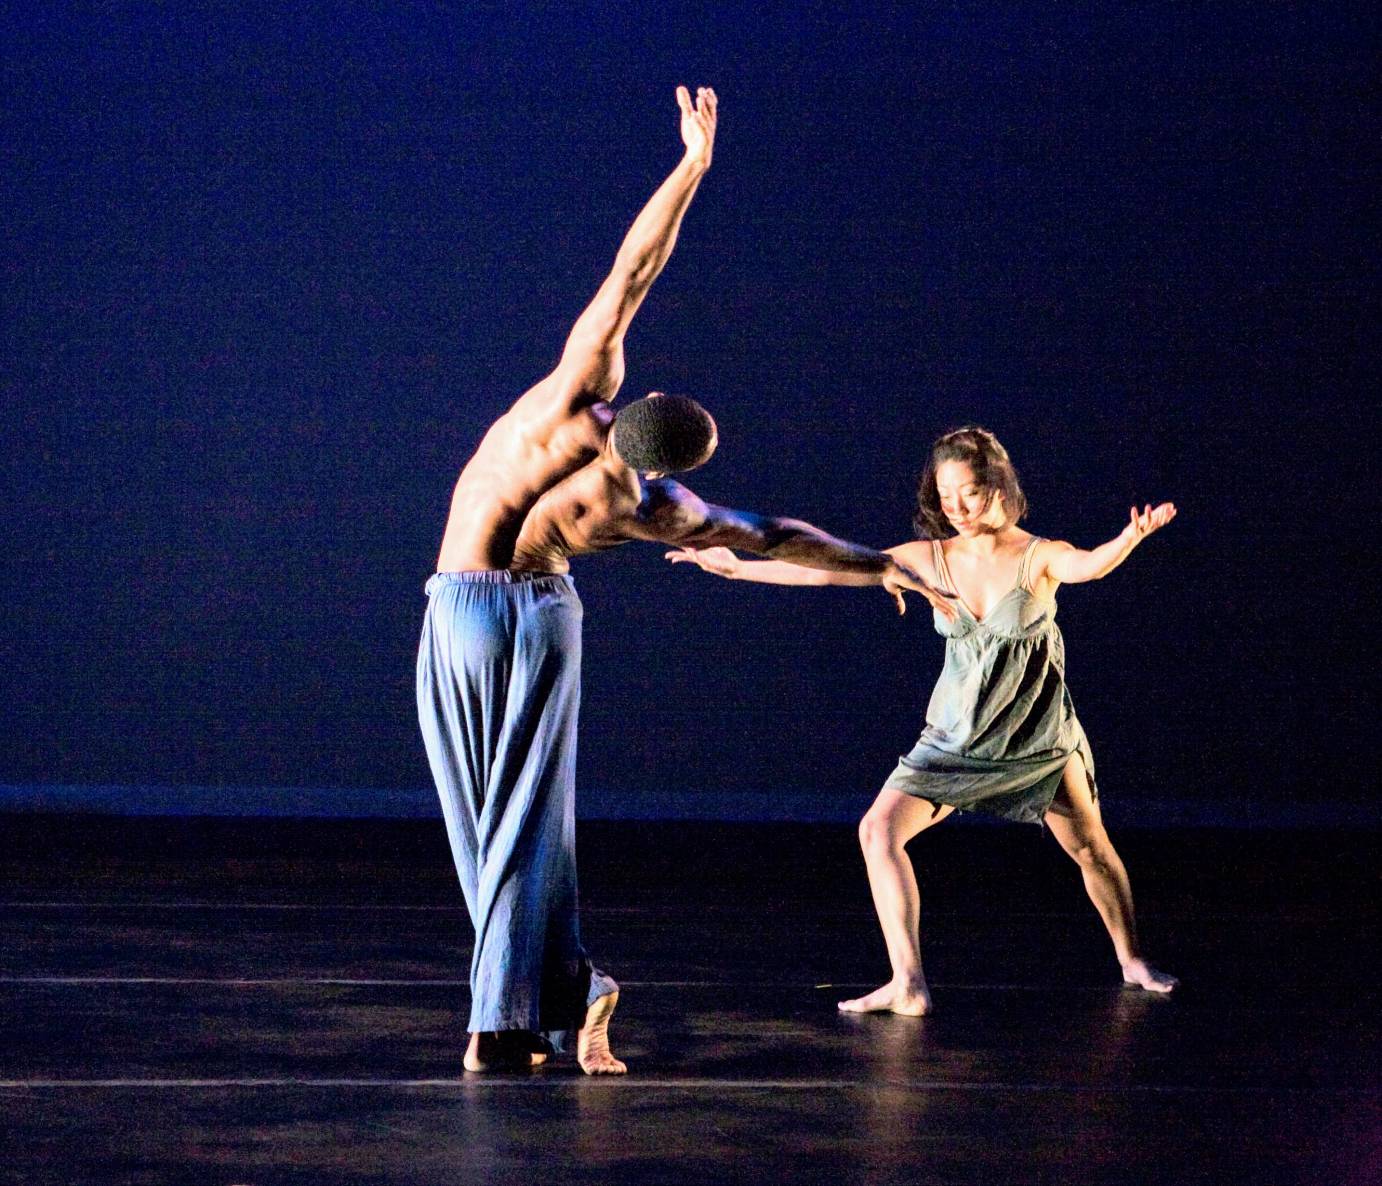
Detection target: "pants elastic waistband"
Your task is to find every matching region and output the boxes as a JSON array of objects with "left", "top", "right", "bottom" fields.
[{"left": 425, "top": 570, "right": 573, "bottom": 593}]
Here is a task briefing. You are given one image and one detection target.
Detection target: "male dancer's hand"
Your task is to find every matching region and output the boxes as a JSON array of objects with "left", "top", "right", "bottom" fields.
[
  {"left": 677, "top": 85, "right": 717, "bottom": 169},
  {"left": 883, "top": 561, "right": 958, "bottom": 620}
]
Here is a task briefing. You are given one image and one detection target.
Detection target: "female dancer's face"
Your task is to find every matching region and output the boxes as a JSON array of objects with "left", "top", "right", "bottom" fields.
[{"left": 936, "top": 460, "right": 1005, "bottom": 536}]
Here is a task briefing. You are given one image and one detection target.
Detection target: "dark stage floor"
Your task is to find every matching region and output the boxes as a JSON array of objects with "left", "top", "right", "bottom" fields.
[{"left": 0, "top": 816, "right": 1376, "bottom": 1185}]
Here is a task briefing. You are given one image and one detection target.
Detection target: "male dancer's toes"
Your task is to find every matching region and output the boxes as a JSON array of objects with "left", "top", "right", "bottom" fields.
[
  {"left": 577, "top": 991, "right": 627, "bottom": 1075},
  {"left": 1121, "top": 958, "right": 1179, "bottom": 993},
  {"left": 838, "top": 977, "right": 933, "bottom": 1016},
  {"left": 463, "top": 1031, "right": 549, "bottom": 1073}
]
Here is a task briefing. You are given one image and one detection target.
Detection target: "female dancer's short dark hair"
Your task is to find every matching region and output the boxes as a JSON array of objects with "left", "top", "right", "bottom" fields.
[{"left": 913, "top": 426, "right": 1029, "bottom": 539}]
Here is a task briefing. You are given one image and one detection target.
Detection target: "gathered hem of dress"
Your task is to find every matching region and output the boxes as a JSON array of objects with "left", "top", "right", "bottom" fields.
[
  {"left": 928, "top": 792, "right": 1061, "bottom": 828},
  {"left": 883, "top": 738, "right": 1096, "bottom": 825}
]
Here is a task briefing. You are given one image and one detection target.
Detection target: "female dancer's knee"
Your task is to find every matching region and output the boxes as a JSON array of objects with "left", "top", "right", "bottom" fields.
[
  {"left": 858, "top": 812, "right": 896, "bottom": 858},
  {"left": 1064, "top": 827, "right": 1117, "bottom": 873},
  {"left": 858, "top": 808, "right": 919, "bottom": 859}
]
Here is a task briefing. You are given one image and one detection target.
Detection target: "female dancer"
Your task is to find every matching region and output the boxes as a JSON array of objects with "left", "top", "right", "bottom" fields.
[{"left": 667, "top": 426, "right": 1178, "bottom": 1012}]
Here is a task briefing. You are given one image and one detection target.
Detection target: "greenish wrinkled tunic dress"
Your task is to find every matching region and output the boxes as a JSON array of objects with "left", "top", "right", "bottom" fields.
[{"left": 882, "top": 537, "right": 1096, "bottom": 824}]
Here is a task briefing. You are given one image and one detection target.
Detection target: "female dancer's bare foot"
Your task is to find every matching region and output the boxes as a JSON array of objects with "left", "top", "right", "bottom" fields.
[
  {"left": 1121, "top": 958, "right": 1179, "bottom": 993},
  {"left": 463, "top": 1031, "right": 549, "bottom": 1072},
  {"left": 838, "top": 977, "right": 933, "bottom": 1016},
  {"left": 577, "top": 991, "right": 627, "bottom": 1075}
]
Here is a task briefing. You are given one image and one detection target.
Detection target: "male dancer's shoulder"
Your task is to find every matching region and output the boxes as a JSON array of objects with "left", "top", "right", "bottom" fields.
[{"left": 634, "top": 477, "right": 694, "bottom": 521}]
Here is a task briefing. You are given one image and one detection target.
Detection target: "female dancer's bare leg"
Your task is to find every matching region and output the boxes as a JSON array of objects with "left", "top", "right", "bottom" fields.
[
  {"left": 1044, "top": 753, "right": 1178, "bottom": 992},
  {"left": 838, "top": 789, "right": 955, "bottom": 1015}
]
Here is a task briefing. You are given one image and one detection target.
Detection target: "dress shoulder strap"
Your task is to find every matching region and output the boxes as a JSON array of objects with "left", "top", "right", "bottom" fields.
[
  {"left": 931, "top": 539, "right": 948, "bottom": 586},
  {"left": 1016, "top": 536, "right": 1043, "bottom": 591}
]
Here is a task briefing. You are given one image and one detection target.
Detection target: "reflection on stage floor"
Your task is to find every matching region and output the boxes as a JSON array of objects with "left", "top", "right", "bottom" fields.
[{"left": 0, "top": 817, "right": 1375, "bottom": 1185}]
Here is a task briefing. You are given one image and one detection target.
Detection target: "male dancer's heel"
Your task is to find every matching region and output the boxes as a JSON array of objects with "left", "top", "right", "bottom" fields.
[
  {"left": 463, "top": 1031, "right": 550, "bottom": 1073},
  {"left": 577, "top": 990, "right": 627, "bottom": 1075}
]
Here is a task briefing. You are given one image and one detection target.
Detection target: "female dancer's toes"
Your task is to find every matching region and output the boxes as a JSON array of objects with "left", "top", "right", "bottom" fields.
[
  {"left": 1121, "top": 959, "right": 1179, "bottom": 993},
  {"left": 577, "top": 991, "right": 627, "bottom": 1075},
  {"left": 838, "top": 979, "right": 933, "bottom": 1016}
]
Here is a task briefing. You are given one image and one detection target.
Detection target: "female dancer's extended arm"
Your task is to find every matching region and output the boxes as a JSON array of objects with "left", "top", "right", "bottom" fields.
[
  {"left": 666, "top": 546, "right": 876, "bottom": 584},
  {"left": 665, "top": 543, "right": 940, "bottom": 591},
  {"left": 1041, "top": 502, "right": 1177, "bottom": 585}
]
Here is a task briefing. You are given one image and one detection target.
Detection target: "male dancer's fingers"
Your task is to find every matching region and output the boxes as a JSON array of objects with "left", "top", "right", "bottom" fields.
[
  {"left": 921, "top": 579, "right": 958, "bottom": 620},
  {"left": 928, "top": 590, "right": 958, "bottom": 621},
  {"left": 676, "top": 85, "right": 694, "bottom": 115}
]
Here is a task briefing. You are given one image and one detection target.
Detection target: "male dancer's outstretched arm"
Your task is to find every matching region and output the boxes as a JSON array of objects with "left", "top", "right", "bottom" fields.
[
  {"left": 666, "top": 504, "right": 1179, "bottom": 591},
  {"left": 627, "top": 480, "right": 957, "bottom": 617}
]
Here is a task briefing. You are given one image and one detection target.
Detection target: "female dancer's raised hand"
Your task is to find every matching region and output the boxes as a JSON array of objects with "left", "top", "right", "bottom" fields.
[{"left": 1124, "top": 502, "right": 1177, "bottom": 543}]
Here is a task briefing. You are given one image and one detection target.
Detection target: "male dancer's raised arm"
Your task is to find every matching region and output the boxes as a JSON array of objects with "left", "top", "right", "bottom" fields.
[
  {"left": 545, "top": 86, "right": 717, "bottom": 413},
  {"left": 513, "top": 86, "right": 717, "bottom": 429}
]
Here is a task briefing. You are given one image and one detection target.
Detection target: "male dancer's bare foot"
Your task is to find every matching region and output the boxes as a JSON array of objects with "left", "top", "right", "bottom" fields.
[
  {"left": 837, "top": 977, "right": 933, "bottom": 1016},
  {"left": 463, "top": 1031, "right": 549, "bottom": 1072},
  {"left": 1121, "top": 958, "right": 1179, "bottom": 993},
  {"left": 576, "top": 991, "right": 627, "bottom": 1075}
]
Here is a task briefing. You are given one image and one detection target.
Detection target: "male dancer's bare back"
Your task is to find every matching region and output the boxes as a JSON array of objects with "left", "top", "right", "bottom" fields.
[{"left": 423, "top": 88, "right": 953, "bottom": 1077}]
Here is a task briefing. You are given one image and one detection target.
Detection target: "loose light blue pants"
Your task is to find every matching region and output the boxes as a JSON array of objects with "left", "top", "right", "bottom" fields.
[{"left": 416, "top": 571, "right": 616, "bottom": 1049}]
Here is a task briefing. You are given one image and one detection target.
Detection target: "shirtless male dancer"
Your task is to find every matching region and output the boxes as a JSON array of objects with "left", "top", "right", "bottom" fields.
[{"left": 416, "top": 86, "right": 954, "bottom": 1076}]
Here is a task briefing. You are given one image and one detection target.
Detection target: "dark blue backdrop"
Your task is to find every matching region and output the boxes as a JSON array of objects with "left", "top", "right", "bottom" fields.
[{"left": 3, "top": 3, "right": 1373, "bottom": 820}]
